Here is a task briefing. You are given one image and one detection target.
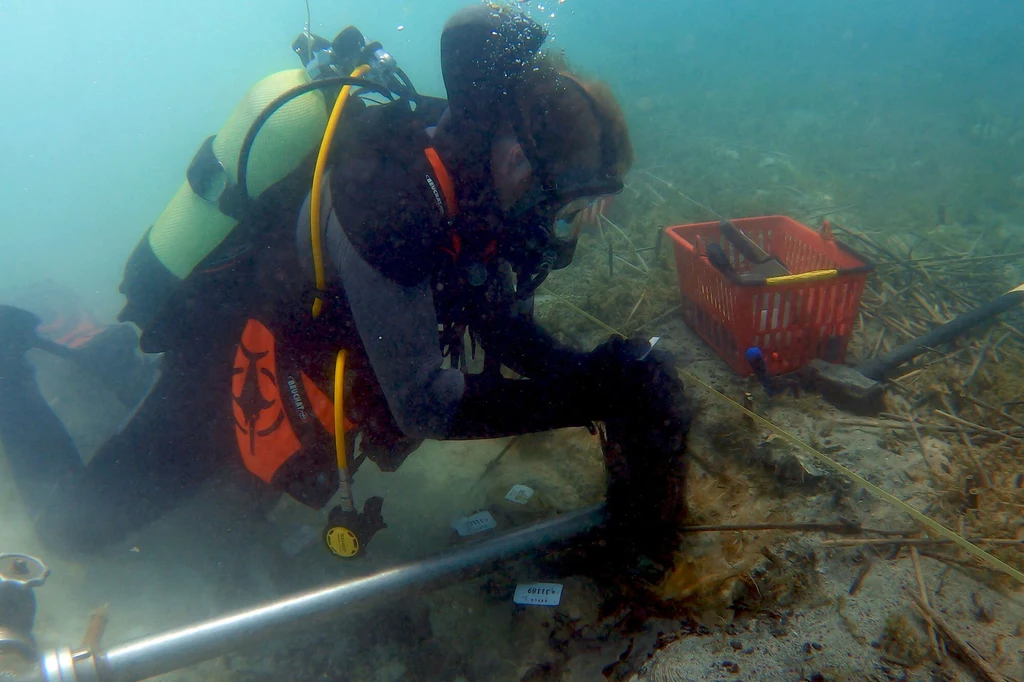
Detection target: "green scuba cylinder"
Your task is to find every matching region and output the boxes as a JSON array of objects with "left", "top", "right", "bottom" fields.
[{"left": 118, "top": 69, "right": 329, "bottom": 351}]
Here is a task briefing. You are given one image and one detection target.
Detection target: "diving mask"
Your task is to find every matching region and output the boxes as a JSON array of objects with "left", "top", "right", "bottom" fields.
[
  {"left": 507, "top": 192, "right": 614, "bottom": 300},
  {"left": 504, "top": 72, "right": 625, "bottom": 281},
  {"left": 549, "top": 195, "right": 601, "bottom": 265},
  {"left": 504, "top": 70, "right": 628, "bottom": 296}
]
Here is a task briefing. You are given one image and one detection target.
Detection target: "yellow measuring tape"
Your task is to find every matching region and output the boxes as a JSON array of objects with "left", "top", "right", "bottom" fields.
[{"left": 544, "top": 289, "right": 1024, "bottom": 584}]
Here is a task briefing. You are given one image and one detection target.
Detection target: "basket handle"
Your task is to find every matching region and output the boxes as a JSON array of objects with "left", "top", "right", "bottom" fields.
[{"left": 765, "top": 269, "right": 838, "bottom": 286}]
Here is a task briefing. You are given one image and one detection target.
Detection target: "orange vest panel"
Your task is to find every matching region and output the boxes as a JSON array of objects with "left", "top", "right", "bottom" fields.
[
  {"left": 231, "top": 319, "right": 303, "bottom": 483},
  {"left": 231, "top": 319, "right": 353, "bottom": 484}
]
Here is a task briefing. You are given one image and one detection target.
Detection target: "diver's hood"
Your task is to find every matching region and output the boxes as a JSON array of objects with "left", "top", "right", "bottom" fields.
[
  {"left": 438, "top": 6, "right": 549, "bottom": 291},
  {"left": 440, "top": 5, "right": 547, "bottom": 157},
  {"left": 438, "top": 7, "right": 620, "bottom": 298},
  {"left": 433, "top": 6, "right": 547, "bottom": 233}
]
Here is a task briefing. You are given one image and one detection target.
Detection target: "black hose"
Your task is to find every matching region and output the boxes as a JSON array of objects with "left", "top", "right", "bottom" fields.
[
  {"left": 393, "top": 67, "right": 417, "bottom": 98},
  {"left": 235, "top": 76, "right": 400, "bottom": 199},
  {"left": 31, "top": 336, "right": 74, "bottom": 360}
]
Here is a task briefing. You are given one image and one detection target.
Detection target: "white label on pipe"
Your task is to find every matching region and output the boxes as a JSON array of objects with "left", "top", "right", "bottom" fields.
[
  {"left": 452, "top": 511, "right": 497, "bottom": 537},
  {"left": 514, "top": 583, "right": 564, "bottom": 606}
]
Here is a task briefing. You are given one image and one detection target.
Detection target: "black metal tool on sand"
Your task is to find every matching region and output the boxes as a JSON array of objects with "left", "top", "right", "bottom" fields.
[{"left": 805, "top": 283, "right": 1024, "bottom": 414}]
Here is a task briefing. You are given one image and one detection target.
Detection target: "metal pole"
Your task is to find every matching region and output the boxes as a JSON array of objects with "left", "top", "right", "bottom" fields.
[{"left": 34, "top": 504, "right": 605, "bottom": 682}]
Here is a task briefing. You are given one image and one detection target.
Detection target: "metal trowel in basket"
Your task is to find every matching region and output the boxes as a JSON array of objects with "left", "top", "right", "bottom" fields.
[{"left": 705, "top": 220, "right": 791, "bottom": 282}]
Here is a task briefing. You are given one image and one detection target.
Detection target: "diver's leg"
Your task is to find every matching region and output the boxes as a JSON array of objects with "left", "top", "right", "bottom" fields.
[
  {"left": 33, "top": 347, "right": 236, "bottom": 554},
  {"left": 0, "top": 359, "right": 86, "bottom": 512}
]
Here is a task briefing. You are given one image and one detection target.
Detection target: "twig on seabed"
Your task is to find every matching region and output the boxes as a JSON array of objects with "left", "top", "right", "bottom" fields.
[
  {"left": 917, "top": 549, "right": 1007, "bottom": 579},
  {"left": 941, "top": 407, "right": 993, "bottom": 490},
  {"left": 848, "top": 550, "right": 875, "bottom": 596},
  {"left": 870, "top": 327, "right": 887, "bottom": 358},
  {"left": 877, "top": 251, "right": 1024, "bottom": 266},
  {"left": 596, "top": 215, "right": 613, "bottom": 278},
  {"left": 935, "top": 407, "right": 1022, "bottom": 449},
  {"left": 1000, "top": 321, "right": 1024, "bottom": 344},
  {"left": 623, "top": 293, "right": 645, "bottom": 327},
  {"left": 830, "top": 222, "right": 916, "bottom": 272},
  {"left": 909, "top": 418, "right": 945, "bottom": 482},
  {"left": 911, "top": 289, "right": 947, "bottom": 325},
  {"left": 960, "top": 394, "right": 1024, "bottom": 430},
  {"left": 805, "top": 204, "right": 859, "bottom": 221},
  {"left": 474, "top": 436, "right": 520, "bottom": 485},
  {"left": 614, "top": 255, "right": 647, "bottom": 276},
  {"left": 891, "top": 367, "right": 925, "bottom": 384},
  {"left": 599, "top": 214, "right": 650, "bottom": 273},
  {"left": 622, "top": 181, "right": 642, "bottom": 198},
  {"left": 823, "top": 537, "right": 1024, "bottom": 548},
  {"left": 911, "top": 547, "right": 943, "bottom": 660},
  {"left": 835, "top": 417, "right": 958, "bottom": 434},
  {"left": 638, "top": 169, "right": 722, "bottom": 219},
  {"left": 643, "top": 182, "right": 667, "bottom": 204},
  {"left": 633, "top": 304, "right": 683, "bottom": 334},
  {"left": 679, "top": 520, "right": 908, "bottom": 536},
  {"left": 911, "top": 594, "right": 1007, "bottom": 682},
  {"left": 964, "top": 329, "right": 996, "bottom": 388}
]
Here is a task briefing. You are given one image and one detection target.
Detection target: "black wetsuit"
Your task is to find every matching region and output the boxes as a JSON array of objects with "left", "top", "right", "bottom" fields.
[{"left": 0, "top": 98, "right": 594, "bottom": 554}]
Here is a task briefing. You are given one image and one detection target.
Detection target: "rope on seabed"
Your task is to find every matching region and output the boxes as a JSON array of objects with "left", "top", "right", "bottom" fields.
[{"left": 543, "top": 288, "right": 1024, "bottom": 585}]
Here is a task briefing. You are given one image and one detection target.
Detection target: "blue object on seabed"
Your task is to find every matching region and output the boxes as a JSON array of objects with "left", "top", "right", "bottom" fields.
[{"left": 745, "top": 347, "right": 778, "bottom": 396}]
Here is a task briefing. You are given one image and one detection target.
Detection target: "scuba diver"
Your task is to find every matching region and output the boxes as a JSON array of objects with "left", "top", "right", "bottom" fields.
[{"left": 0, "top": 5, "right": 690, "bottom": 571}]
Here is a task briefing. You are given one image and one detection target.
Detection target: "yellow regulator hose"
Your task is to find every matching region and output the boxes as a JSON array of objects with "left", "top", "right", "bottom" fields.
[{"left": 310, "top": 64, "right": 372, "bottom": 318}]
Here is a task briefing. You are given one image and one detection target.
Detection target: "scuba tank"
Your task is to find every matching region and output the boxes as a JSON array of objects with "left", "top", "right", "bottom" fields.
[{"left": 117, "top": 26, "right": 415, "bottom": 353}]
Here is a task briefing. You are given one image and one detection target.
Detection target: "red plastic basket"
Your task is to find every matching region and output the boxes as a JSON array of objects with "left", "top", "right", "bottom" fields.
[{"left": 666, "top": 216, "right": 874, "bottom": 376}]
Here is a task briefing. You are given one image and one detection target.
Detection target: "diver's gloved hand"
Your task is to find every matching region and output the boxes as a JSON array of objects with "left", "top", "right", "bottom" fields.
[
  {"left": 600, "top": 415, "right": 689, "bottom": 580},
  {"left": 584, "top": 336, "right": 689, "bottom": 429},
  {"left": 584, "top": 336, "right": 693, "bottom": 576},
  {"left": 444, "top": 336, "right": 689, "bottom": 441},
  {"left": 0, "top": 305, "right": 42, "bottom": 375}
]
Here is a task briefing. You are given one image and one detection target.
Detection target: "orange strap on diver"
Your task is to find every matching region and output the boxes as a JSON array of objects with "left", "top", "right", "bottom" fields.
[{"left": 424, "top": 147, "right": 459, "bottom": 217}]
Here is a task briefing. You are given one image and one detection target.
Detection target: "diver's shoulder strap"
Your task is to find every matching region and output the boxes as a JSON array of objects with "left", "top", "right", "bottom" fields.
[{"left": 423, "top": 147, "right": 459, "bottom": 218}]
